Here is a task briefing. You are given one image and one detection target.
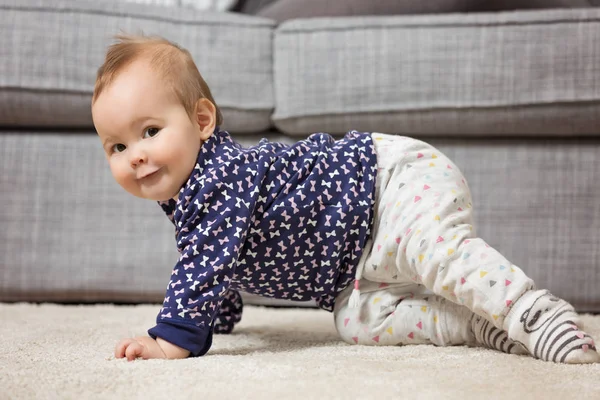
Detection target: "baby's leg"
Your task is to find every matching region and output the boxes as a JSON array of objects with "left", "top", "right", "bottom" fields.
[
  {"left": 367, "top": 133, "right": 599, "bottom": 363},
  {"left": 334, "top": 279, "right": 527, "bottom": 355}
]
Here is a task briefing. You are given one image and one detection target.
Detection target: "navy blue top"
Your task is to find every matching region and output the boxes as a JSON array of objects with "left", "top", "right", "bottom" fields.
[{"left": 148, "top": 128, "right": 377, "bottom": 356}]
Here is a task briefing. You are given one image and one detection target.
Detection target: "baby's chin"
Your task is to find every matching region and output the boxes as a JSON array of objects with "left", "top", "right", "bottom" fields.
[
  {"left": 128, "top": 188, "right": 180, "bottom": 202},
  {"left": 150, "top": 191, "right": 180, "bottom": 202},
  {"left": 118, "top": 174, "right": 184, "bottom": 202}
]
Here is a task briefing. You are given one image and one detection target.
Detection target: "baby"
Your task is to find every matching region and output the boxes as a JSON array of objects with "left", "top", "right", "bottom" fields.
[{"left": 92, "top": 35, "right": 599, "bottom": 363}]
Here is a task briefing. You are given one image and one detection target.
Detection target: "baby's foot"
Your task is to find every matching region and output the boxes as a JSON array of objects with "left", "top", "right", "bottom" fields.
[
  {"left": 470, "top": 314, "right": 528, "bottom": 355},
  {"left": 504, "top": 290, "right": 599, "bottom": 364}
]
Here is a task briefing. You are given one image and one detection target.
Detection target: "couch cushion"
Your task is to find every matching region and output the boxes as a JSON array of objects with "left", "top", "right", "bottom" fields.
[
  {"left": 273, "top": 9, "right": 600, "bottom": 136},
  {"left": 254, "top": 0, "right": 593, "bottom": 23},
  {"left": 0, "top": 0, "right": 275, "bottom": 133}
]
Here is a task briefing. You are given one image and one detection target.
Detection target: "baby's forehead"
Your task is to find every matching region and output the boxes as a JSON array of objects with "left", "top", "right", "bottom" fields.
[
  {"left": 114, "top": 57, "right": 158, "bottom": 83},
  {"left": 94, "top": 82, "right": 177, "bottom": 131},
  {"left": 106, "top": 63, "right": 170, "bottom": 101}
]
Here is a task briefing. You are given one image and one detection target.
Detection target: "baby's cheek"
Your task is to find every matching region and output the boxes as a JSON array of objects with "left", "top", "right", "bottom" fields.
[
  {"left": 173, "top": 140, "right": 192, "bottom": 159},
  {"left": 111, "top": 163, "right": 136, "bottom": 193},
  {"left": 171, "top": 145, "right": 196, "bottom": 173}
]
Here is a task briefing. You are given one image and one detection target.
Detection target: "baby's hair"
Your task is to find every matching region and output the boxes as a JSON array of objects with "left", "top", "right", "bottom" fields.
[{"left": 92, "top": 34, "right": 223, "bottom": 126}]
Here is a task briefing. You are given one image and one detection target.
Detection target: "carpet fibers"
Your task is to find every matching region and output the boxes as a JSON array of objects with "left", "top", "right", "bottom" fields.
[{"left": 1, "top": 303, "right": 600, "bottom": 399}]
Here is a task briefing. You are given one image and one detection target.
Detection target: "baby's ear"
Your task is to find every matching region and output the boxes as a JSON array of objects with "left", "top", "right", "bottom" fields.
[{"left": 194, "top": 98, "right": 216, "bottom": 141}]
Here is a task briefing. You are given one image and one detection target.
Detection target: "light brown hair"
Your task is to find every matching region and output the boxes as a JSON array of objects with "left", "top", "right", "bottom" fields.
[{"left": 92, "top": 34, "right": 223, "bottom": 126}]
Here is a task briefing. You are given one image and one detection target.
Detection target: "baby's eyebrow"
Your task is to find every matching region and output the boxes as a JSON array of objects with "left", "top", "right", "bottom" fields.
[
  {"left": 130, "top": 116, "right": 155, "bottom": 129},
  {"left": 101, "top": 136, "right": 119, "bottom": 146}
]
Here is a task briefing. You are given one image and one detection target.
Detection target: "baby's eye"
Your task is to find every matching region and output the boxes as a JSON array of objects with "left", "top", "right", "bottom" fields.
[
  {"left": 112, "top": 143, "right": 127, "bottom": 153},
  {"left": 143, "top": 127, "right": 160, "bottom": 138}
]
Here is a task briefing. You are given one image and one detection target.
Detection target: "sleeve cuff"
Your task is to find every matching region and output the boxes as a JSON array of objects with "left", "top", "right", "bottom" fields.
[{"left": 148, "top": 321, "right": 213, "bottom": 357}]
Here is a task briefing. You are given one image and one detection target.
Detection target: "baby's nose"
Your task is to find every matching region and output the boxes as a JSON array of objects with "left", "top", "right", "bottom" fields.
[
  {"left": 130, "top": 152, "right": 147, "bottom": 167},
  {"left": 129, "top": 143, "right": 148, "bottom": 167}
]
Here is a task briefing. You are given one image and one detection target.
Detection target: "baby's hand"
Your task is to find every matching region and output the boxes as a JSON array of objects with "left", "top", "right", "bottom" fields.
[
  {"left": 114, "top": 336, "right": 191, "bottom": 361},
  {"left": 115, "top": 336, "right": 165, "bottom": 361}
]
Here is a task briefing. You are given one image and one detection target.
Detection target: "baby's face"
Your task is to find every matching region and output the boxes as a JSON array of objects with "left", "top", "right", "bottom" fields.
[{"left": 92, "top": 59, "right": 203, "bottom": 202}]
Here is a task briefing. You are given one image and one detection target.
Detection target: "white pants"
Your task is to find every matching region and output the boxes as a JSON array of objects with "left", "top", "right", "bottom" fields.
[{"left": 334, "top": 133, "right": 535, "bottom": 346}]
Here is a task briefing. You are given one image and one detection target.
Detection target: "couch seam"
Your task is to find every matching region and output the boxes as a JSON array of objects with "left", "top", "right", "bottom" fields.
[
  {"left": 272, "top": 98, "right": 600, "bottom": 119},
  {"left": 276, "top": 16, "right": 600, "bottom": 34},
  {"left": 0, "top": 4, "right": 275, "bottom": 28}
]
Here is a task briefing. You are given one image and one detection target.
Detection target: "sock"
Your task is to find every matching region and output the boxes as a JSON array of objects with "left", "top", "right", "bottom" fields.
[
  {"left": 503, "top": 289, "right": 600, "bottom": 364},
  {"left": 470, "top": 314, "right": 528, "bottom": 355}
]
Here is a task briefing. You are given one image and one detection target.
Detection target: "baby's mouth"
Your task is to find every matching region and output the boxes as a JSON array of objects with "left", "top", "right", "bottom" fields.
[{"left": 137, "top": 168, "right": 162, "bottom": 181}]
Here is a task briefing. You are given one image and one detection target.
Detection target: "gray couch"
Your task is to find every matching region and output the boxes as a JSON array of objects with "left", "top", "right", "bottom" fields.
[{"left": 2, "top": 0, "right": 600, "bottom": 311}]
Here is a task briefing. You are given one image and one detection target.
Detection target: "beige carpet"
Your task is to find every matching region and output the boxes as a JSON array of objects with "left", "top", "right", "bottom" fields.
[{"left": 2, "top": 303, "right": 600, "bottom": 400}]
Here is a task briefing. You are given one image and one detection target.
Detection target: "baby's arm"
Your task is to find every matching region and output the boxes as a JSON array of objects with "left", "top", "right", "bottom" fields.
[{"left": 115, "top": 336, "right": 190, "bottom": 361}]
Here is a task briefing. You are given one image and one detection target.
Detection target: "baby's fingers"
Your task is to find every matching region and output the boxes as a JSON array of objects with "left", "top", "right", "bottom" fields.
[
  {"left": 115, "top": 338, "right": 136, "bottom": 359},
  {"left": 124, "top": 341, "right": 145, "bottom": 361}
]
